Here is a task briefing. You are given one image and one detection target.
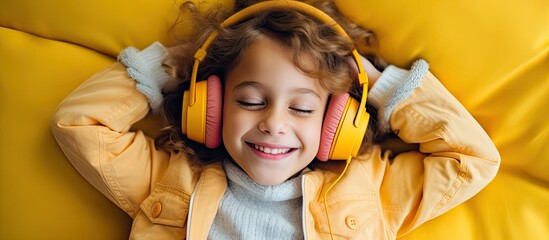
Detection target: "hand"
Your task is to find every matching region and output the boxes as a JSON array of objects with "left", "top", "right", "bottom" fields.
[
  {"left": 161, "top": 45, "right": 185, "bottom": 91},
  {"left": 347, "top": 54, "right": 381, "bottom": 89}
]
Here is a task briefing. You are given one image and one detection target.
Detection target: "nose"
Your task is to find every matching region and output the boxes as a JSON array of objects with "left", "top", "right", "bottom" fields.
[{"left": 258, "top": 106, "right": 289, "bottom": 135}]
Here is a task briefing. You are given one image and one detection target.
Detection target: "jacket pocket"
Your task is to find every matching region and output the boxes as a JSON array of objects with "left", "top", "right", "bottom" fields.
[
  {"left": 310, "top": 192, "right": 380, "bottom": 239},
  {"left": 139, "top": 184, "right": 191, "bottom": 227}
]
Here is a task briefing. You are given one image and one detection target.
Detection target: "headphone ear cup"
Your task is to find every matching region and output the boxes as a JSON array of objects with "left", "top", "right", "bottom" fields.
[
  {"left": 204, "top": 75, "right": 223, "bottom": 148},
  {"left": 317, "top": 93, "right": 369, "bottom": 161},
  {"left": 181, "top": 75, "right": 222, "bottom": 148},
  {"left": 317, "top": 94, "right": 350, "bottom": 161}
]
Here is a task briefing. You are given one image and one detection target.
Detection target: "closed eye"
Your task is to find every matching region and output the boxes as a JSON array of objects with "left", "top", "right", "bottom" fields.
[
  {"left": 237, "top": 100, "right": 265, "bottom": 110},
  {"left": 289, "top": 107, "right": 314, "bottom": 116}
]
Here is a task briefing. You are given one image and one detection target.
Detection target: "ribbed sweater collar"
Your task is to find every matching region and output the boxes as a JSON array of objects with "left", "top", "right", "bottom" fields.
[{"left": 223, "top": 160, "right": 305, "bottom": 202}]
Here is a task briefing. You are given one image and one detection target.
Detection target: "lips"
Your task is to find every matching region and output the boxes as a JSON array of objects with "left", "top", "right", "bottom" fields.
[
  {"left": 250, "top": 143, "right": 292, "bottom": 154},
  {"left": 246, "top": 142, "right": 297, "bottom": 159}
]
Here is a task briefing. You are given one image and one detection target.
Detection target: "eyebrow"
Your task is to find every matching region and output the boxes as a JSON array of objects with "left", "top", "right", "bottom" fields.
[
  {"left": 232, "top": 81, "right": 262, "bottom": 92},
  {"left": 232, "top": 81, "right": 322, "bottom": 100}
]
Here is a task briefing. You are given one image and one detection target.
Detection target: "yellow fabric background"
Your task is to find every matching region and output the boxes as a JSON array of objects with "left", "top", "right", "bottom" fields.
[{"left": 1, "top": 0, "right": 547, "bottom": 239}]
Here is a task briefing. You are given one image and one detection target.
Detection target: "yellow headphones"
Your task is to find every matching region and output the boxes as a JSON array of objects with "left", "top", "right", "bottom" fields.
[{"left": 181, "top": 0, "right": 370, "bottom": 161}]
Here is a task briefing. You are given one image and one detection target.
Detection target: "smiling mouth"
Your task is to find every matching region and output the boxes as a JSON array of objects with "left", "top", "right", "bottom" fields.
[{"left": 246, "top": 142, "right": 296, "bottom": 155}]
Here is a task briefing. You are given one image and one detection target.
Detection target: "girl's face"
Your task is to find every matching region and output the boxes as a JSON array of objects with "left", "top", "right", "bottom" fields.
[{"left": 222, "top": 36, "right": 330, "bottom": 186}]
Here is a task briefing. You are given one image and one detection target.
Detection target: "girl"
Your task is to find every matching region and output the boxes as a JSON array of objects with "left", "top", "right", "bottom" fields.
[{"left": 51, "top": 0, "right": 500, "bottom": 239}]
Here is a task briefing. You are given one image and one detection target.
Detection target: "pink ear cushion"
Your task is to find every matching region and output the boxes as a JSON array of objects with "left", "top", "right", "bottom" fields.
[
  {"left": 205, "top": 75, "right": 223, "bottom": 148},
  {"left": 316, "top": 93, "right": 350, "bottom": 161}
]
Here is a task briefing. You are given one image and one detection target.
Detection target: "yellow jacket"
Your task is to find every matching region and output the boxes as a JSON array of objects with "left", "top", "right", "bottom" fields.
[{"left": 51, "top": 62, "right": 500, "bottom": 239}]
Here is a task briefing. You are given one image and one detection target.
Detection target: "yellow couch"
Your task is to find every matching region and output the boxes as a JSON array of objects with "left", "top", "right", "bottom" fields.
[{"left": 1, "top": 0, "right": 547, "bottom": 239}]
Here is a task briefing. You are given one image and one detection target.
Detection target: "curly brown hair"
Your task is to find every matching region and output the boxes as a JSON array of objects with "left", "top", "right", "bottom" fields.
[{"left": 157, "top": 0, "right": 383, "bottom": 164}]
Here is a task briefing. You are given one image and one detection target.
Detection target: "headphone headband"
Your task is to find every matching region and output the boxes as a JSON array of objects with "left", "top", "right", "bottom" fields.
[{"left": 189, "top": 0, "right": 368, "bottom": 127}]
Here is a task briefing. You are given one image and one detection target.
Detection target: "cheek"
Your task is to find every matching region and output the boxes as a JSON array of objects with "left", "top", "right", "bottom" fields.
[
  {"left": 223, "top": 115, "right": 245, "bottom": 137},
  {"left": 298, "top": 116, "right": 324, "bottom": 151},
  {"left": 222, "top": 101, "right": 249, "bottom": 142},
  {"left": 222, "top": 103, "right": 236, "bottom": 140}
]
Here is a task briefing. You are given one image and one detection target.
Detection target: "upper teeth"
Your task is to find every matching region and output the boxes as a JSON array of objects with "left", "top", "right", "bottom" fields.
[{"left": 252, "top": 144, "right": 291, "bottom": 154}]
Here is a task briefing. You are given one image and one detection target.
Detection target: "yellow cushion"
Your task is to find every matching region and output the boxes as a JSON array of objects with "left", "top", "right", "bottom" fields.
[
  {"left": 1, "top": 0, "right": 547, "bottom": 239},
  {"left": 0, "top": 27, "right": 128, "bottom": 239}
]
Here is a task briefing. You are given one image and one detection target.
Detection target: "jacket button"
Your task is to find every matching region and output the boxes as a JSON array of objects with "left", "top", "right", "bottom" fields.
[
  {"left": 345, "top": 216, "right": 359, "bottom": 230},
  {"left": 151, "top": 202, "right": 162, "bottom": 218}
]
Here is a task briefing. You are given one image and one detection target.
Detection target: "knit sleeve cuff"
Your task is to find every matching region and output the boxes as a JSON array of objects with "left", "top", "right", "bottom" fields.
[
  {"left": 367, "top": 65, "right": 410, "bottom": 110},
  {"left": 368, "top": 59, "right": 429, "bottom": 132},
  {"left": 118, "top": 41, "right": 170, "bottom": 113}
]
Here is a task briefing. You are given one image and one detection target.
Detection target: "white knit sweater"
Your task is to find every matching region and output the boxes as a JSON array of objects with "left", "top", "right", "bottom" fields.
[{"left": 208, "top": 160, "right": 306, "bottom": 239}]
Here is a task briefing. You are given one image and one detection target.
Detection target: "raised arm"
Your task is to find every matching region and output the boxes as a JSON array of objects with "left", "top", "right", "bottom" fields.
[
  {"left": 50, "top": 43, "right": 173, "bottom": 217},
  {"left": 367, "top": 60, "right": 500, "bottom": 237}
]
